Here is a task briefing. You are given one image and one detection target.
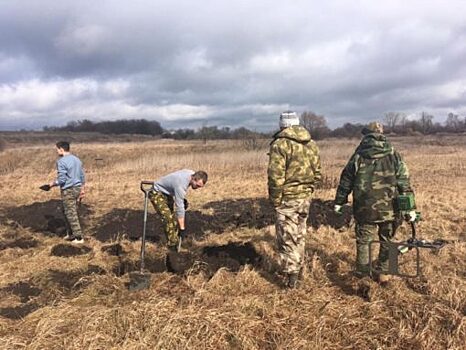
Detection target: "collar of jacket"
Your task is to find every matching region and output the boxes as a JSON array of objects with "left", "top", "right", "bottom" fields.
[
  {"left": 356, "top": 133, "right": 394, "bottom": 159},
  {"left": 271, "top": 125, "right": 311, "bottom": 144}
]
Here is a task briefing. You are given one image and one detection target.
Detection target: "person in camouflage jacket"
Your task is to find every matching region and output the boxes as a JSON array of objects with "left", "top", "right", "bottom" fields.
[
  {"left": 334, "top": 122, "right": 414, "bottom": 281},
  {"left": 268, "top": 111, "right": 321, "bottom": 288}
]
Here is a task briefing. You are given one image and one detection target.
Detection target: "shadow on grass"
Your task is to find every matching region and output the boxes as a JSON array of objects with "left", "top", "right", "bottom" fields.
[
  {"left": 307, "top": 244, "right": 372, "bottom": 301},
  {"left": 0, "top": 265, "right": 106, "bottom": 320},
  {"left": 94, "top": 197, "right": 353, "bottom": 288},
  {"left": 94, "top": 197, "right": 276, "bottom": 242},
  {"left": 93, "top": 207, "right": 164, "bottom": 242},
  {"left": 0, "top": 199, "right": 93, "bottom": 237}
]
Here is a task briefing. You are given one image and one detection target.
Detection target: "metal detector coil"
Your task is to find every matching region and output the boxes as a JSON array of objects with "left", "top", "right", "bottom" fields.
[{"left": 369, "top": 222, "right": 447, "bottom": 278}]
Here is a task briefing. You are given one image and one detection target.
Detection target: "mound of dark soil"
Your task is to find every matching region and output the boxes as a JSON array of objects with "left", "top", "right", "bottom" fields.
[
  {"left": 203, "top": 242, "right": 261, "bottom": 266},
  {"left": 101, "top": 243, "right": 124, "bottom": 256},
  {"left": 0, "top": 303, "right": 40, "bottom": 320},
  {"left": 1, "top": 281, "right": 42, "bottom": 303},
  {"left": 50, "top": 244, "right": 92, "bottom": 257},
  {"left": 0, "top": 237, "right": 39, "bottom": 250},
  {"left": 113, "top": 256, "right": 168, "bottom": 276}
]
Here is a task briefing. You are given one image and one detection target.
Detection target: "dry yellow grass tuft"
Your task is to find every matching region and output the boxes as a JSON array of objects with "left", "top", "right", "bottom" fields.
[{"left": 0, "top": 135, "right": 465, "bottom": 349}]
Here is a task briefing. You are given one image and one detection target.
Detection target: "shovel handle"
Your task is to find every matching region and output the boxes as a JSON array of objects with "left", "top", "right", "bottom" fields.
[{"left": 140, "top": 181, "right": 154, "bottom": 193}]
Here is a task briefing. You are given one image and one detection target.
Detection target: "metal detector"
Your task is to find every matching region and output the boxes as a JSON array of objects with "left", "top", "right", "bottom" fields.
[
  {"left": 369, "top": 221, "right": 448, "bottom": 278},
  {"left": 128, "top": 181, "right": 154, "bottom": 291}
]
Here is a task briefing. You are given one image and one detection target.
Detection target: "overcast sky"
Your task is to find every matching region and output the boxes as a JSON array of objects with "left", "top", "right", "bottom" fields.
[{"left": 0, "top": 0, "right": 465, "bottom": 131}]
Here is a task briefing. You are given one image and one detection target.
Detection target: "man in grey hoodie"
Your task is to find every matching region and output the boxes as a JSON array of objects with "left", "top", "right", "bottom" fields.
[{"left": 150, "top": 169, "right": 208, "bottom": 250}]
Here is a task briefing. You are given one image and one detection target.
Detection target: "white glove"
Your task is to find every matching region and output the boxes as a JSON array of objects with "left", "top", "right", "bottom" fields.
[
  {"left": 334, "top": 204, "right": 342, "bottom": 214},
  {"left": 408, "top": 210, "right": 417, "bottom": 222}
]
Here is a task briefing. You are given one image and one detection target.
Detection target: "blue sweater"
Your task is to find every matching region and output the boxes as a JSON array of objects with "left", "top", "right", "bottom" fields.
[
  {"left": 153, "top": 169, "right": 194, "bottom": 218},
  {"left": 55, "top": 154, "right": 85, "bottom": 190}
]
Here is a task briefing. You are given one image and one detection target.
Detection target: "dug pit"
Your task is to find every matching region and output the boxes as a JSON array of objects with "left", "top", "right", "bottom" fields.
[
  {"left": 202, "top": 242, "right": 262, "bottom": 272},
  {"left": 50, "top": 244, "right": 92, "bottom": 257},
  {"left": 101, "top": 243, "right": 124, "bottom": 256}
]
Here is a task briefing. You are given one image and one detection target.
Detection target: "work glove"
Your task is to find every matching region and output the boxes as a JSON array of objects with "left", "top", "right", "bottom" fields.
[
  {"left": 334, "top": 204, "right": 343, "bottom": 215},
  {"left": 183, "top": 199, "right": 189, "bottom": 210},
  {"left": 407, "top": 210, "right": 417, "bottom": 222},
  {"left": 39, "top": 184, "right": 51, "bottom": 191},
  {"left": 178, "top": 228, "right": 187, "bottom": 240}
]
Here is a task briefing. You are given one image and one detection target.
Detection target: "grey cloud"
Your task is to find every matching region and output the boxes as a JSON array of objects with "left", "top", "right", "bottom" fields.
[{"left": 1, "top": 0, "right": 466, "bottom": 131}]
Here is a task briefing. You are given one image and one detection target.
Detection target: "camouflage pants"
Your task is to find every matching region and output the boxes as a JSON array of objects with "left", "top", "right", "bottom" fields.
[
  {"left": 275, "top": 198, "right": 311, "bottom": 274},
  {"left": 355, "top": 221, "right": 395, "bottom": 273},
  {"left": 61, "top": 186, "right": 82, "bottom": 237},
  {"left": 148, "top": 191, "right": 179, "bottom": 247}
]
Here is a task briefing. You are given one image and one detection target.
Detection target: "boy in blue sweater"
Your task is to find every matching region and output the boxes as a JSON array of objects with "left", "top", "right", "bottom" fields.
[{"left": 46, "top": 141, "right": 86, "bottom": 243}]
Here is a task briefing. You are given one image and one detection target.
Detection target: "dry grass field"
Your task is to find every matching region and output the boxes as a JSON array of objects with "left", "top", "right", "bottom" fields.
[{"left": 0, "top": 135, "right": 465, "bottom": 349}]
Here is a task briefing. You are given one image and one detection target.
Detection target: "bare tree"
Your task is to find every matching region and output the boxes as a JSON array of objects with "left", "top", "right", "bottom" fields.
[
  {"left": 384, "top": 112, "right": 404, "bottom": 133},
  {"left": 446, "top": 112, "right": 461, "bottom": 132},
  {"left": 420, "top": 112, "right": 434, "bottom": 134},
  {"left": 300, "top": 111, "right": 330, "bottom": 140}
]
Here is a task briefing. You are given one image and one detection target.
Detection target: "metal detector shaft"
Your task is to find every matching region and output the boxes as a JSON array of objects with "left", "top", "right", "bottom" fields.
[{"left": 140, "top": 181, "right": 154, "bottom": 273}]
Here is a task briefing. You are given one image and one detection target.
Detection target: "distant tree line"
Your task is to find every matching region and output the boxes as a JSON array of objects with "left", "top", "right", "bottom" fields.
[
  {"left": 43, "top": 119, "right": 164, "bottom": 136},
  {"left": 381, "top": 111, "right": 466, "bottom": 135},
  {"left": 42, "top": 111, "right": 465, "bottom": 140},
  {"left": 166, "top": 126, "right": 267, "bottom": 140},
  {"left": 43, "top": 119, "right": 268, "bottom": 140},
  {"left": 300, "top": 111, "right": 466, "bottom": 140}
]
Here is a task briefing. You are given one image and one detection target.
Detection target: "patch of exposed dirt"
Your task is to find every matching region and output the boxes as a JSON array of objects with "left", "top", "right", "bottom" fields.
[
  {"left": 165, "top": 251, "right": 195, "bottom": 274},
  {"left": 0, "top": 281, "right": 42, "bottom": 303},
  {"left": 0, "top": 265, "right": 105, "bottom": 320},
  {"left": 50, "top": 244, "right": 92, "bottom": 257},
  {"left": 0, "top": 303, "right": 40, "bottom": 320},
  {"left": 113, "top": 256, "right": 168, "bottom": 276},
  {"left": 101, "top": 243, "right": 124, "bottom": 256},
  {"left": 0, "top": 200, "right": 92, "bottom": 236},
  {"left": 0, "top": 237, "right": 39, "bottom": 250},
  {"left": 309, "top": 199, "right": 353, "bottom": 230},
  {"left": 44, "top": 265, "right": 106, "bottom": 292},
  {"left": 202, "top": 242, "right": 262, "bottom": 272}
]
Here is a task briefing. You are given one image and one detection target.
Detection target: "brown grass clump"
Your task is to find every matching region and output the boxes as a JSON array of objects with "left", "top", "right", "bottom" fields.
[{"left": 0, "top": 135, "right": 465, "bottom": 349}]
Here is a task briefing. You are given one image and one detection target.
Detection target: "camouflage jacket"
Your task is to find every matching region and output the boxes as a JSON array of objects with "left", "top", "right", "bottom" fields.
[
  {"left": 268, "top": 126, "right": 322, "bottom": 207},
  {"left": 335, "top": 133, "right": 413, "bottom": 223}
]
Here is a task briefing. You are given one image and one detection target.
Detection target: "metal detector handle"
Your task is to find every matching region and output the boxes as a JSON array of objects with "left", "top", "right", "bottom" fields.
[
  {"left": 140, "top": 181, "right": 154, "bottom": 193},
  {"left": 369, "top": 240, "right": 421, "bottom": 278},
  {"left": 410, "top": 221, "right": 416, "bottom": 240}
]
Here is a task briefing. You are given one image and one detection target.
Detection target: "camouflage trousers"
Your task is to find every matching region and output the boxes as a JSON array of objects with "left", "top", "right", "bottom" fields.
[
  {"left": 275, "top": 198, "right": 311, "bottom": 274},
  {"left": 355, "top": 221, "right": 395, "bottom": 273},
  {"left": 148, "top": 191, "right": 179, "bottom": 247},
  {"left": 61, "top": 186, "right": 83, "bottom": 238}
]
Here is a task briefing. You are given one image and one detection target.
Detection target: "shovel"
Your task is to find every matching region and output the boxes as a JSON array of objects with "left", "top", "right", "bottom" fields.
[{"left": 128, "top": 181, "right": 154, "bottom": 291}]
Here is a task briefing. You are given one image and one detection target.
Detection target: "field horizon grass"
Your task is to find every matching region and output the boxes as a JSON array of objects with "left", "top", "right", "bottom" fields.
[{"left": 0, "top": 135, "right": 464, "bottom": 349}]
